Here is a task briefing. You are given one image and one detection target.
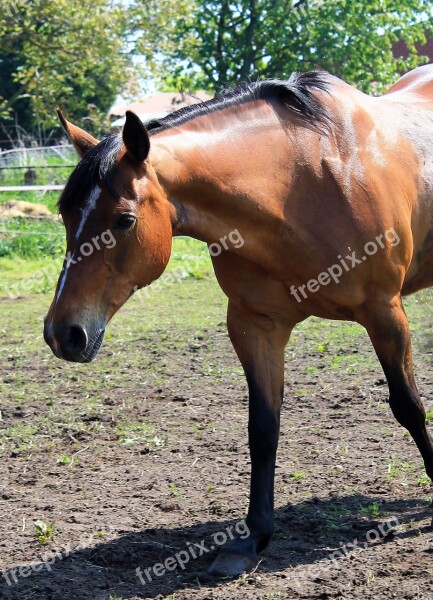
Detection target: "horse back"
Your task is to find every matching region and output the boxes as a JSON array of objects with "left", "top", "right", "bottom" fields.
[{"left": 384, "top": 63, "right": 433, "bottom": 103}]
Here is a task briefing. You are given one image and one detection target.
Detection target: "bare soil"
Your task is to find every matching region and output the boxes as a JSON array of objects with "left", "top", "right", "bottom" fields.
[{"left": 1, "top": 292, "right": 433, "bottom": 599}]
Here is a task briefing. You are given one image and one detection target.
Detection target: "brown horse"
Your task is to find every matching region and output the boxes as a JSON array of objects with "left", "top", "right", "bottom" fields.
[{"left": 44, "top": 64, "right": 433, "bottom": 577}]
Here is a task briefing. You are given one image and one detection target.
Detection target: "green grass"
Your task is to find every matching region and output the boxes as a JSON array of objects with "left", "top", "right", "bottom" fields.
[
  {"left": 115, "top": 421, "right": 161, "bottom": 447},
  {"left": 170, "top": 483, "right": 183, "bottom": 498},
  {"left": 2, "top": 423, "right": 38, "bottom": 454},
  {"left": 34, "top": 520, "right": 55, "bottom": 545},
  {"left": 0, "top": 217, "right": 64, "bottom": 259},
  {"left": 0, "top": 236, "right": 213, "bottom": 299},
  {"left": 0, "top": 256, "right": 62, "bottom": 298},
  {"left": 322, "top": 505, "right": 353, "bottom": 531},
  {"left": 359, "top": 502, "right": 381, "bottom": 518},
  {"left": 386, "top": 457, "right": 417, "bottom": 482},
  {"left": 290, "top": 470, "right": 306, "bottom": 481}
]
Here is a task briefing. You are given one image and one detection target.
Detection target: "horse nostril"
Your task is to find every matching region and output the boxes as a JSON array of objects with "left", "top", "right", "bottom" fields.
[{"left": 62, "top": 325, "right": 88, "bottom": 355}]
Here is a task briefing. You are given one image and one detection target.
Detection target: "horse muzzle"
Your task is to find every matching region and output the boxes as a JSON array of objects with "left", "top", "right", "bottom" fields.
[{"left": 43, "top": 319, "right": 105, "bottom": 363}]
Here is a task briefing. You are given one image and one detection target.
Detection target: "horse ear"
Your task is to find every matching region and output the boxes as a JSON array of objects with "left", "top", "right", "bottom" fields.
[
  {"left": 122, "top": 111, "right": 150, "bottom": 164},
  {"left": 56, "top": 108, "right": 99, "bottom": 158}
]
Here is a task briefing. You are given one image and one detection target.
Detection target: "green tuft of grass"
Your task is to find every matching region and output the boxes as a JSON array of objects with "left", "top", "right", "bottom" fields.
[
  {"left": 290, "top": 470, "right": 306, "bottom": 481},
  {"left": 115, "top": 421, "right": 166, "bottom": 449},
  {"left": 322, "top": 506, "right": 352, "bottom": 531},
  {"left": 418, "top": 475, "right": 431, "bottom": 487},
  {"left": 0, "top": 423, "right": 38, "bottom": 456},
  {"left": 387, "top": 458, "right": 414, "bottom": 481},
  {"left": 359, "top": 502, "right": 381, "bottom": 518},
  {"left": 170, "top": 483, "right": 183, "bottom": 498},
  {"left": 34, "top": 520, "right": 55, "bottom": 545},
  {"left": 426, "top": 410, "right": 433, "bottom": 425}
]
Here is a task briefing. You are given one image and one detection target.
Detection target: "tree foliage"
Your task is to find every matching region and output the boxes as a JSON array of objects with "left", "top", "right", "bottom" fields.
[
  {"left": 2, "top": 0, "right": 433, "bottom": 137},
  {"left": 0, "top": 0, "right": 135, "bottom": 134},
  {"left": 136, "top": 0, "right": 433, "bottom": 93}
]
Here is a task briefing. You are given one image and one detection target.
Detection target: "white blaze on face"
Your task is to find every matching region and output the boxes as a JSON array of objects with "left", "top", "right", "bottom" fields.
[{"left": 55, "top": 185, "right": 101, "bottom": 303}]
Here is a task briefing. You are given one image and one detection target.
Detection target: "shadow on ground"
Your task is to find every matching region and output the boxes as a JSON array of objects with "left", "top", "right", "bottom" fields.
[{"left": 2, "top": 493, "right": 432, "bottom": 600}]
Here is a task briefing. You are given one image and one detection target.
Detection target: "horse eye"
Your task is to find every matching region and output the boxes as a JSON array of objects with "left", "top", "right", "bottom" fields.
[{"left": 114, "top": 213, "right": 136, "bottom": 230}]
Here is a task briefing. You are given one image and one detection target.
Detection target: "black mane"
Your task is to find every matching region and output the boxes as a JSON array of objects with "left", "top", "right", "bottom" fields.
[
  {"left": 146, "top": 70, "right": 331, "bottom": 134},
  {"left": 58, "top": 71, "right": 331, "bottom": 213}
]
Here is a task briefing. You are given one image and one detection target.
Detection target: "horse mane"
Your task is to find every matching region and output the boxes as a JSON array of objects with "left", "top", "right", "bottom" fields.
[
  {"left": 58, "top": 70, "right": 331, "bottom": 213},
  {"left": 146, "top": 70, "right": 331, "bottom": 134}
]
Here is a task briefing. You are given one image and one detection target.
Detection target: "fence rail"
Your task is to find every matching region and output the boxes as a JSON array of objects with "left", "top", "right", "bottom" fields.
[
  {"left": 0, "top": 144, "right": 73, "bottom": 157},
  {"left": 0, "top": 165, "right": 75, "bottom": 171},
  {"left": 0, "top": 185, "right": 64, "bottom": 192},
  {"left": 0, "top": 144, "right": 76, "bottom": 190}
]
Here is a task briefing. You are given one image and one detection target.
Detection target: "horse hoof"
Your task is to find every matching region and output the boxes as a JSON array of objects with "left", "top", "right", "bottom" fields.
[{"left": 208, "top": 552, "right": 258, "bottom": 578}]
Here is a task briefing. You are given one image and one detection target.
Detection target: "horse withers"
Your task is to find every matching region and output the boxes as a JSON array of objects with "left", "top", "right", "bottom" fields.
[{"left": 44, "top": 65, "right": 433, "bottom": 576}]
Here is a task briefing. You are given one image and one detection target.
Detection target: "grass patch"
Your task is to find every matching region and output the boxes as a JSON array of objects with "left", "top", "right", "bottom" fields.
[
  {"left": 0, "top": 256, "right": 62, "bottom": 297},
  {"left": 359, "top": 502, "right": 381, "bottom": 518},
  {"left": 0, "top": 236, "right": 212, "bottom": 299},
  {"left": 34, "top": 520, "right": 55, "bottom": 545},
  {"left": 1, "top": 423, "right": 38, "bottom": 454},
  {"left": 0, "top": 217, "right": 64, "bottom": 259},
  {"left": 290, "top": 470, "right": 306, "bottom": 481},
  {"left": 386, "top": 457, "right": 418, "bottom": 482},
  {"left": 115, "top": 421, "right": 163, "bottom": 448},
  {"left": 322, "top": 505, "right": 353, "bottom": 531}
]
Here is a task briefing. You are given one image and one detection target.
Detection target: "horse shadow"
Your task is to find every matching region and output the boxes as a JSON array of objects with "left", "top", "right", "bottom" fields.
[{"left": 1, "top": 493, "right": 432, "bottom": 600}]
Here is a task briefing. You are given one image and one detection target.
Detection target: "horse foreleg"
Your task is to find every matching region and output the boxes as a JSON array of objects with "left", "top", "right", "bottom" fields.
[
  {"left": 209, "top": 300, "right": 293, "bottom": 577},
  {"left": 362, "top": 297, "right": 433, "bottom": 480}
]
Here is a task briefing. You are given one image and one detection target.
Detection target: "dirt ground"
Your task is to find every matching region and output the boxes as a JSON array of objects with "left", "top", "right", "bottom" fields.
[{"left": 1, "top": 288, "right": 433, "bottom": 600}]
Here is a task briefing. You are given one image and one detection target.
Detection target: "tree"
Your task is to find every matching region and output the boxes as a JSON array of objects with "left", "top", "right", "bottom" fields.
[
  {"left": 136, "top": 0, "right": 433, "bottom": 93},
  {"left": 0, "top": 0, "right": 136, "bottom": 136}
]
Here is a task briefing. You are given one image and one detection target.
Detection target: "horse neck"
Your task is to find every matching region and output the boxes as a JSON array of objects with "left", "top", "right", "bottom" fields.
[{"left": 149, "top": 102, "right": 298, "bottom": 248}]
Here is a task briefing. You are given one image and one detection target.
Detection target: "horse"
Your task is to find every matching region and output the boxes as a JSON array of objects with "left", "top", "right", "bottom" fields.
[{"left": 44, "top": 64, "right": 433, "bottom": 577}]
